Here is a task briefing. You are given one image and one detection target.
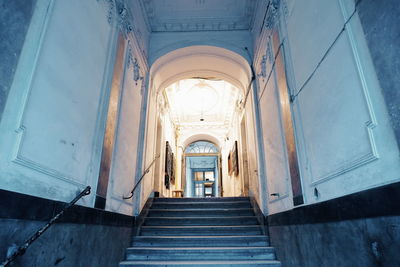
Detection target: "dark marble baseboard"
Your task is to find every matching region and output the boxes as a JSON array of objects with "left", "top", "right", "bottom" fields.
[
  {"left": 0, "top": 188, "right": 134, "bottom": 227},
  {"left": 268, "top": 181, "right": 400, "bottom": 226},
  {"left": 0, "top": 219, "right": 132, "bottom": 267},
  {"left": 249, "top": 196, "right": 268, "bottom": 236},
  {"left": 133, "top": 196, "right": 154, "bottom": 237},
  {"left": 269, "top": 216, "right": 400, "bottom": 267}
]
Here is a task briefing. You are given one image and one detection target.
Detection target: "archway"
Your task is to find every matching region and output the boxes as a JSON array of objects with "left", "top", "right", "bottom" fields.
[{"left": 142, "top": 45, "right": 259, "bottom": 200}]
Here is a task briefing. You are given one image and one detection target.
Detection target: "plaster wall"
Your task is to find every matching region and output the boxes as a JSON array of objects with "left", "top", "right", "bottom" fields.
[
  {"left": 356, "top": 0, "right": 400, "bottom": 148},
  {"left": 0, "top": 0, "right": 37, "bottom": 122},
  {"left": 161, "top": 113, "right": 177, "bottom": 197},
  {"left": 253, "top": 0, "right": 400, "bottom": 214},
  {"left": 258, "top": 66, "right": 293, "bottom": 213},
  {"left": 243, "top": 89, "right": 262, "bottom": 207},
  {"left": 139, "top": 86, "right": 158, "bottom": 211},
  {"left": 222, "top": 109, "right": 246, "bottom": 197},
  {"left": 0, "top": 0, "right": 116, "bottom": 206},
  {"left": 140, "top": 86, "right": 177, "bottom": 207},
  {"left": 287, "top": 0, "right": 400, "bottom": 205},
  {"left": 106, "top": 38, "right": 148, "bottom": 216}
]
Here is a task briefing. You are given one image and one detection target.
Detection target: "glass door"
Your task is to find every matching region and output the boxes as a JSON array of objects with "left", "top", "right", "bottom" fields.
[{"left": 193, "top": 170, "right": 215, "bottom": 197}]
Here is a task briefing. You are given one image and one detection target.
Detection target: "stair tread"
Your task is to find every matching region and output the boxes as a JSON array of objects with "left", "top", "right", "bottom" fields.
[
  {"left": 153, "top": 201, "right": 250, "bottom": 205},
  {"left": 135, "top": 238, "right": 267, "bottom": 239},
  {"left": 141, "top": 226, "right": 261, "bottom": 229},
  {"left": 120, "top": 260, "right": 280, "bottom": 265},
  {"left": 153, "top": 197, "right": 250, "bottom": 202},
  {"left": 149, "top": 208, "right": 253, "bottom": 211},
  {"left": 146, "top": 216, "right": 257, "bottom": 219},
  {"left": 127, "top": 247, "right": 274, "bottom": 250},
  {"left": 121, "top": 197, "right": 279, "bottom": 266}
]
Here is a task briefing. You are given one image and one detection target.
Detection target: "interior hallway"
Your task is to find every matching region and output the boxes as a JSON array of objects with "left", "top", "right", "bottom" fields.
[{"left": 0, "top": 0, "right": 399, "bottom": 266}]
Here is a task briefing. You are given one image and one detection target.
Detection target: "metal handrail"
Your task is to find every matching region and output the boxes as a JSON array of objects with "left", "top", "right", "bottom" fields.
[
  {"left": 0, "top": 186, "right": 91, "bottom": 267},
  {"left": 123, "top": 154, "right": 160, "bottom": 199}
]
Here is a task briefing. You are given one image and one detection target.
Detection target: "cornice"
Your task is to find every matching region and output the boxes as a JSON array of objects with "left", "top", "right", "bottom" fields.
[{"left": 140, "top": 0, "right": 256, "bottom": 32}]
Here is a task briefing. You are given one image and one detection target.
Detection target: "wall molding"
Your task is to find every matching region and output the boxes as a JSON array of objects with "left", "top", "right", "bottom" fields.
[
  {"left": 308, "top": 0, "right": 380, "bottom": 186},
  {"left": 10, "top": 0, "right": 118, "bottom": 191},
  {"left": 8, "top": 0, "right": 88, "bottom": 185}
]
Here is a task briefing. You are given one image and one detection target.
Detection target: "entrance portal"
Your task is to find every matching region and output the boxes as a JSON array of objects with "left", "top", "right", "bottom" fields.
[{"left": 184, "top": 141, "right": 220, "bottom": 197}]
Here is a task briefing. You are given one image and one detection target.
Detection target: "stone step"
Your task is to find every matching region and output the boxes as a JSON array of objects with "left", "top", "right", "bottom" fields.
[
  {"left": 119, "top": 260, "right": 281, "bottom": 266},
  {"left": 151, "top": 201, "right": 252, "bottom": 209},
  {"left": 139, "top": 225, "right": 263, "bottom": 236},
  {"left": 147, "top": 208, "right": 255, "bottom": 217},
  {"left": 132, "top": 236, "right": 269, "bottom": 247},
  {"left": 153, "top": 197, "right": 250, "bottom": 202},
  {"left": 125, "top": 247, "right": 276, "bottom": 261},
  {"left": 143, "top": 216, "right": 259, "bottom": 226}
]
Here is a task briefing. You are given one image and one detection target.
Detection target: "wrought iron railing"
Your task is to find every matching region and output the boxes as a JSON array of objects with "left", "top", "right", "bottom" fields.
[
  {"left": 123, "top": 154, "right": 160, "bottom": 199},
  {"left": 0, "top": 186, "right": 91, "bottom": 267}
]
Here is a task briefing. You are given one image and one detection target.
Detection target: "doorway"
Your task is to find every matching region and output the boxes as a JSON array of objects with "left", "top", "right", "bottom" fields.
[{"left": 183, "top": 141, "right": 220, "bottom": 197}]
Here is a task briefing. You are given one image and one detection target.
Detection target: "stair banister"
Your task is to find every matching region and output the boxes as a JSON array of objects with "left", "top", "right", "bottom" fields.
[
  {"left": 0, "top": 186, "right": 91, "bottom": 267},
  {"left": 123, "top": 154, "right": 160, "bottom": 200}
]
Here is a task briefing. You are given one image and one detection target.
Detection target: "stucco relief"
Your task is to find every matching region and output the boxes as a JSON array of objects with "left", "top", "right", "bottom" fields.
[
  {"left": 265, "top": 0, "right": 280, "bottom": 30},
  {"left": 97, "top": 0, "right": 115, "bottom": 24},
  {"left": 257, "top": 55, "right": 267, "bottom": 80},
  {"left": 127, "top": 40, "right": 144, "bottom": 85}
]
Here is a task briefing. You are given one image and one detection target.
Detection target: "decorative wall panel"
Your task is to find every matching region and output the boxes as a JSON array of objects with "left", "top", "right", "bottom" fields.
[
  {"left": 259, "top": 80, "right": 290, "bottom": 204},
  {"left": 0, "top": 0, "right": 116, "bottom": 203}
]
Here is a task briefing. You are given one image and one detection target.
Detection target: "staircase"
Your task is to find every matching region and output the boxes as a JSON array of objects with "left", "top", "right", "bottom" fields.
[{"left": 120, "top": 197, "right": 281, "bottom": 266}]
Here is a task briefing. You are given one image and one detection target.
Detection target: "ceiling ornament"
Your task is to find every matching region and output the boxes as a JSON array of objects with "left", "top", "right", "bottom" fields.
[
  {"left": 265, "top": 0, "right": 280, "bottom": 30},
  {"left": 139, "top": 0, "right": 255, "bottom": 32},
  {"left": 97, "top": 0, "right": 115, "bottom": 25}
]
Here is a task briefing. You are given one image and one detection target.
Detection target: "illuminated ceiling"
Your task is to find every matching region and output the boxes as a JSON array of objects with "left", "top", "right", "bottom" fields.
[{"left": 164, "top": 79, "right": 242, "bottom": 131}]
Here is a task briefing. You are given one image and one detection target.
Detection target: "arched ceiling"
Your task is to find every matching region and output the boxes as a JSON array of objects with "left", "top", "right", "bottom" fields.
[
  {"left": 151, "top": 45, "right": 251, "bottom": 146},
  {"left": 150, "top": 45, "right": 251, "bottom": 94}
]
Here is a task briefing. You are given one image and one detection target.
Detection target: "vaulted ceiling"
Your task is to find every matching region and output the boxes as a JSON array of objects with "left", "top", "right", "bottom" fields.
[
  {"left": 164, "top": 78, "right": 242, "bottom": 130},
  {"left": 139, "top": 0, "right": 256, "bottom": 32}
]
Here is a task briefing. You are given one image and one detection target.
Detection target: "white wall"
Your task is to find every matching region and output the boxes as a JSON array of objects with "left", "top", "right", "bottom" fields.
[
  {"left": 0, "top": 0, "right": 152, "bottom": 216},
  {"left": 106, "top": 35, "right": 148, "bottom": 215},
  {"left": 0, "top": 0, "right": 116, "bottom": 206},
  {"left": 243, "top": 85, "right": 264, "bottom": 209},
  {"left": 253, "top": 0, "right": 400, "bottom": 214},
  {"left": 140, "top": 87, "right": 178, "bottom": 209}
]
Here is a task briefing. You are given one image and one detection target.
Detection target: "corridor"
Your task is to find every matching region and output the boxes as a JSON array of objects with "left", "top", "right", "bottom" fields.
[{"left": 0, "top": 0, "right": 399, "bottom": 266}]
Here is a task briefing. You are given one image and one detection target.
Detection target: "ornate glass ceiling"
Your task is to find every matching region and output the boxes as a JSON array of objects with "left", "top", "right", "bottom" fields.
[{"left": 164, "top": 78, "right": 242, "bottom": 130}]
